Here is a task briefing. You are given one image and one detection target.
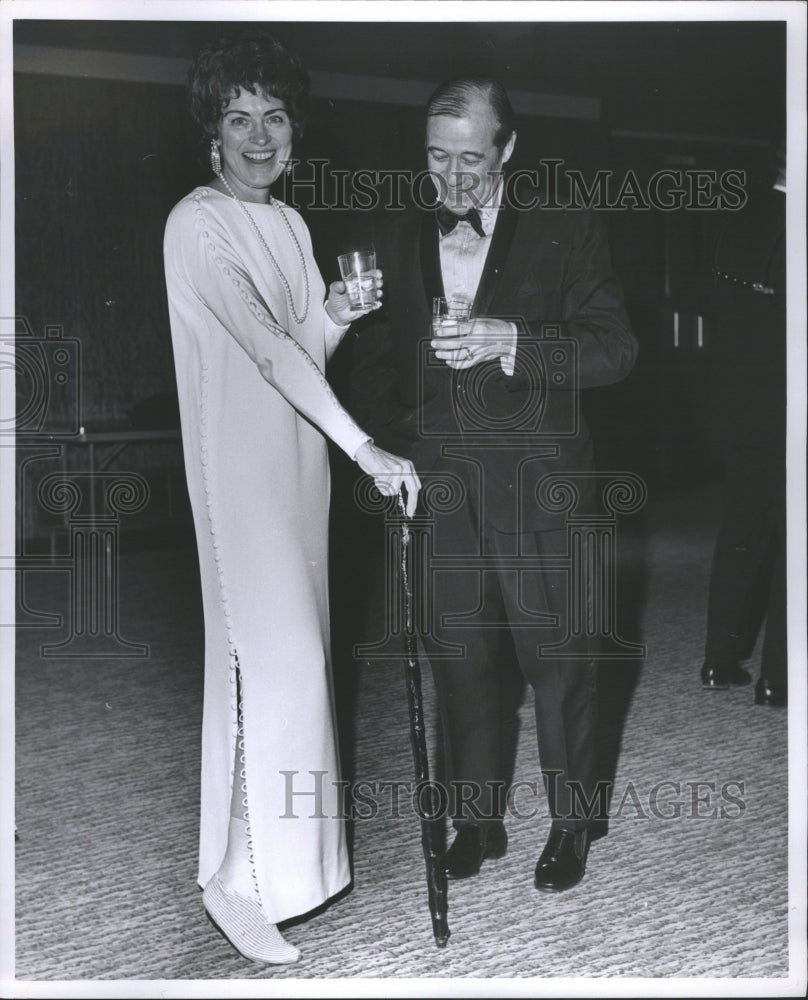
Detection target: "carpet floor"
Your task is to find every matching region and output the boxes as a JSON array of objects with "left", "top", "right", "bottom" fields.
[{"left": 9, "top": 480, "right": 805, "bottom": 995}]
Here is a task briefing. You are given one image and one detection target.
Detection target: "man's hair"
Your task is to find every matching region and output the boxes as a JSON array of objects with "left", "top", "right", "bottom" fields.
[
  {"left": 426, "top": 77, "right": 515, "bottom": 151},
  {"left": 187, "top": 31, "right": 310, "bottom": 143}
]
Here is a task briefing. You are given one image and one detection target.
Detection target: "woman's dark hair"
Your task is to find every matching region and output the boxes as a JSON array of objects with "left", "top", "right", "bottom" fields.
[
  {"left": 426, "top": 77, "right": 514, "bottom": 151},
  {"left": 187, "top": 32, "right": 310, "bottom": 142}
]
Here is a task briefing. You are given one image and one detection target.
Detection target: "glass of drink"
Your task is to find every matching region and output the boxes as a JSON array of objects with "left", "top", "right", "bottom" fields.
[
  {"left": 431, "top": 296, "right": 473, "bottom": 338},
  {"left": 338, "top": 250, "right": 378, "bottom": 310}
]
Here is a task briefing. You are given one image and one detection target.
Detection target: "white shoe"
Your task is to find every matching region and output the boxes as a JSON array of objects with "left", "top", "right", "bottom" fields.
[{"left": 202, "top": 874, "right": 300, "bottom": 964}]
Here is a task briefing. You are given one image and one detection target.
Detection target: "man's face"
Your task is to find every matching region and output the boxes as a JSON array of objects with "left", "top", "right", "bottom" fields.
[{"left": 425, "top": 95, "right": 516, "bottom": 214}]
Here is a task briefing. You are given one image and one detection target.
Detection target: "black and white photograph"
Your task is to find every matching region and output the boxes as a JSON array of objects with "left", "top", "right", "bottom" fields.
[{"left": 1, "top": 1, "right": 806, "bottom": 996}]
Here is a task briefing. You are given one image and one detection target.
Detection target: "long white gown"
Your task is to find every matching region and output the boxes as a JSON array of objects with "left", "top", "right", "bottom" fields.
[{"left": 164, "top": 186, "right": 366, "bottom": 922}]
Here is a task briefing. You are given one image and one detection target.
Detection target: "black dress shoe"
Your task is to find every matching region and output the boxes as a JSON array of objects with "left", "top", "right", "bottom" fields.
[
  {"left": 755, "top": 677, "right": 787, "bottom": 707},
  {"left": 700, "top": 660, "right": 752, "bottom": 689},
  {"left": 534, "top": 827, "right": 589, "bottom": 892},
  {"left": 444, "top": 823, "right": 507, "bottom": 880}
]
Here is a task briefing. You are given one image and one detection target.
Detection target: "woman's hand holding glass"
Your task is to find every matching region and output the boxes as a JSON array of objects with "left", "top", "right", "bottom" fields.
[
  {"left": 354, "top": 440, "right": 421, "bottom": 517},
  {"left": 325, "top": 270, "right": 384, "bottom": 327}
]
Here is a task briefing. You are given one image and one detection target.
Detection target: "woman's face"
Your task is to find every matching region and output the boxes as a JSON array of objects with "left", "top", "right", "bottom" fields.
[{"left": 215, "top": 88, "right": 294, "bottom": 202}]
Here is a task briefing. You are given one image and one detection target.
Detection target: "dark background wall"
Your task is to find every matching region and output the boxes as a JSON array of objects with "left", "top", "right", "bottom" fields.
[
  {"left": 11, "top": 17, "right": 788, "bottom": 542},
  {"left": 14, "top": 74, "right": 194, "bottom": 422}
]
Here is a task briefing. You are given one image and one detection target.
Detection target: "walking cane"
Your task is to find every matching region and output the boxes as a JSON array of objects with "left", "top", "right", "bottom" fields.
[{"left": 397, "top": 493, "right": 450, "bottom": 948}]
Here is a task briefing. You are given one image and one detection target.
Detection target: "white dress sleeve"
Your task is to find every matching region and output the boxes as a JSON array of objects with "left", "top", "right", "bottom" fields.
[
  {"left": 165, "top": 198, "right": 371, "bottom": 460},
  {"left": 293, "top": 210, "right": 349, "bottom": 361}
]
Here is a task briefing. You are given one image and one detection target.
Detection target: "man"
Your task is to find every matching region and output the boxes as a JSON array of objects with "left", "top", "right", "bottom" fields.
[
  {"left": 699, "top": 142, "right": 787, "bottom": 706},
  {"left": 350, "top": 78, "right": 637, "bottom": 891}
]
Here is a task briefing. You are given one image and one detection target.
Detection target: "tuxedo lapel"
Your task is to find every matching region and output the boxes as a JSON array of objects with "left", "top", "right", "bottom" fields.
[
  {"left": 473, "top": 198, "right": 519, "bottom": 316},
  {"left": 416, "top": 196, "right": 522, "bottom": 317},
  {"left": 419, "top": 210, "right": 444, "bottom": 311}
]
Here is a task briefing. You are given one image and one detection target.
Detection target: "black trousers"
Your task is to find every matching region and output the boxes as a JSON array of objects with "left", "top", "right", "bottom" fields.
[
  {"left": 705, "top": 444, "right": 787, "bottom": 686},
  {"left": 426, "top": 492, "right": 599, "bottom": 831}
]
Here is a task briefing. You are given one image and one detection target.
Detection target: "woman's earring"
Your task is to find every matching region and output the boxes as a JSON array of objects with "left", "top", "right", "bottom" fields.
[
  {"left": 210, "top": 139, "right": 222, "bottom": 175},
  {"left": 285, "top": 161, "right": 293, "bottom": 176}
]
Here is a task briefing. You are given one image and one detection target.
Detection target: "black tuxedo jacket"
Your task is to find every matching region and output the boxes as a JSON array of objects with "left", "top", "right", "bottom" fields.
[{"left": 349, "top": 187, "right": 638, "bottom": 531}]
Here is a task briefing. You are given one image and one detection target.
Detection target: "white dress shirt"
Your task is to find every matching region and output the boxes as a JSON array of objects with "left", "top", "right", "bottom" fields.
[{"left": 438, "top": 183, "right": 517, "bottom": 374}]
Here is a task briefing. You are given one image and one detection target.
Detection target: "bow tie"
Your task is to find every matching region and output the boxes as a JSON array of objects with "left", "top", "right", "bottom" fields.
[{"left": 436, "top": 204, "right": 486, "bottom": 238}]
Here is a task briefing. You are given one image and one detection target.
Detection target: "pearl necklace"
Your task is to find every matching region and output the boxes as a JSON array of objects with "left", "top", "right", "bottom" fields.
[{"left": 216, "top": 170, "right": 310, "bottom": 325}]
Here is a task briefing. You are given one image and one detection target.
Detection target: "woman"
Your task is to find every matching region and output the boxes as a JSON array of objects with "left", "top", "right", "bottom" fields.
[{"left": 164, "top": 33, "right": 419, "bottom": 964}]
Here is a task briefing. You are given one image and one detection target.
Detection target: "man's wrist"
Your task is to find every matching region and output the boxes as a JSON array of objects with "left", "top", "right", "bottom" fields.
[{"left": 500, "top": 321, "right": 518, "bottom": 376}]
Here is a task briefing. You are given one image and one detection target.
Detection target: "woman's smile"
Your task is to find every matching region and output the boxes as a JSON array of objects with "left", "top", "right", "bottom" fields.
[{"left": 215, "top": 90, "right": 294, "bottom": 201}]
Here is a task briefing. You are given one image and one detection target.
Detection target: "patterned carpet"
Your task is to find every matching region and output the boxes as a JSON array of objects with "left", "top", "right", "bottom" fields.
[{"left": 10, "top": 480, "right": 805, "bottom": 994}]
